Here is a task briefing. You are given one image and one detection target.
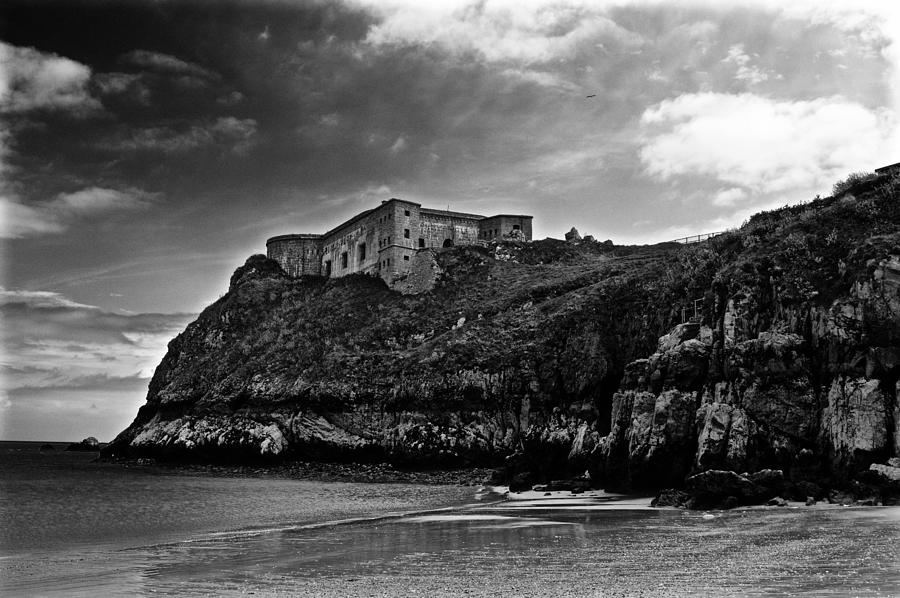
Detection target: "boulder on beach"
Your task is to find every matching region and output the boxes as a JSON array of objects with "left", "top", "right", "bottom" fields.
[
  {"left": 65, "top": 436, "right": 101, "bottom": 452},
  {"left": 683, "top": 469, "right": 781, "bottom": 509}
]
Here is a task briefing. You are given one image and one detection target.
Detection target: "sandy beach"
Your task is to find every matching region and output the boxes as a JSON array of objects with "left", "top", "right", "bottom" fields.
[
  {"left": 8, "top": 486, "right": 900, "bottom": 596},
  {"left": 4, "top": 445, "right": 900, "bottom": 597}
]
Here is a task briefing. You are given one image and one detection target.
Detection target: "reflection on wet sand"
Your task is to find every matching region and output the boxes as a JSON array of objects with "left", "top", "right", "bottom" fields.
[
  {"left": 51, "top": 504, "right": 900, "bottom": 596},
  {"left": 5, "top": 484, "right": 900, "bottom": 597}
]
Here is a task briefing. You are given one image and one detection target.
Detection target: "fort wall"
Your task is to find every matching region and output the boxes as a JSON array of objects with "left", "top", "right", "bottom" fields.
[
  {"left": 419, "top": 208, "right": 481, "bottom": 247},
  {"left": 266, "top": 198, "right": 533, "bottom": 285},
  {"left": 479, "top": 215, "right": 532, "bottom": 241},
  {"left": 266, "top": 234, "right": 322, "bottom": 277}
]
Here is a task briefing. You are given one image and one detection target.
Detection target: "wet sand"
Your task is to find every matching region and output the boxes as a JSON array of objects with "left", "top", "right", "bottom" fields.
[{"left": 6, "top": 488, "right": 900, "bottom": 597}]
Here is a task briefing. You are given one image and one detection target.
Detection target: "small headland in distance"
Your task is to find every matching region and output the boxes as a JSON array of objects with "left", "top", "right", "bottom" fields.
[
  {"left": 102, "top": 169, "right": 900, "bottom": 509},
  {"left": 65, "top": 436, "right": 103, "bottom": 452}
]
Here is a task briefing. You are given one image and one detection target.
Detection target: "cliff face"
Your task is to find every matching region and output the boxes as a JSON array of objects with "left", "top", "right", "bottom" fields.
[
  {"left": 105, "top": 176, "right": 900, "bottom": 493},
  {"left": 106, "top": 239, "right": 672, "bottom": 472}
]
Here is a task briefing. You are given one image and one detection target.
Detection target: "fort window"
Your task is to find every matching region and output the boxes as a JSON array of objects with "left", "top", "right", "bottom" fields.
[
  {"left": 443, "top": 239, "right": 454, "bottom": 248},
  {"left": 404, "top": 209, "right": 410, "bottom": 216},
  {"left": 513, "top": 224, "right": 521, "bottom": 230},
  {"left": 403, "top": 255, "right": 410, "bottom": 261},
  {"left": 341, "top": 252, "right": 348, "bottom": 269},
  {"left": 324, "top": 260, "right": 332, "bottom": 277},
  {"left": 404, "top": 229, "right": 410, "bottom": 239},
  {"left": 418, "top": 238, "right": 425, "bottom": 248},
  {"left": 358, "top": 243, "right": 366, "bottom": 262}
]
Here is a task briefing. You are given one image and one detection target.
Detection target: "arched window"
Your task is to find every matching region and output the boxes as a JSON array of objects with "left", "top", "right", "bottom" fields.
[{"left": 442, "top": 239, "right": 454, "bottom": 248}]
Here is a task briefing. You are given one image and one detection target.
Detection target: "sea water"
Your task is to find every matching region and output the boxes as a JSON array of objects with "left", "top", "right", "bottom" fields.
[{"left": 2, "top": 441, "right": 900, "bottom": 597}]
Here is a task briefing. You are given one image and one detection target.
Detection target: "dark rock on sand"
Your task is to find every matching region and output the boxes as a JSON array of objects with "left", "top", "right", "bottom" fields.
[
  {"left": 508, "top": 472, "right": 534, "bottom": 493},
  {"left": 66, "top": 437, "right": 100, "bottom": 452},
  {"left": 651, "top": 489, "right": 691, "bottom": 508},
  {"left": 684, "top": 469, "right": 779, "bottom": 509}
]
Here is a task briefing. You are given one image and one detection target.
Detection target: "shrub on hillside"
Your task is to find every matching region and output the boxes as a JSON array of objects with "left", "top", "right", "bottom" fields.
[{"left": 832, "top": 171, "right": 877, "bottom": 197}]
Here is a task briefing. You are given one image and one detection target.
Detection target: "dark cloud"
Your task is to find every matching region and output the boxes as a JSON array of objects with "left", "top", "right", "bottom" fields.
[
  {"left": 92, "top": 72, "right": 151, "bottom": 104},
  {"left": 99, "top": 117, "right": 258, "bottom": 154},
  {"left": 0, "top": 291, "right": 194, "bottom": 348},
  {"left": 120, "top": 49, "right": 220, "bottom": 81},
  {"left": 7, "top": 371, "right": 150, "bottom": 393}
]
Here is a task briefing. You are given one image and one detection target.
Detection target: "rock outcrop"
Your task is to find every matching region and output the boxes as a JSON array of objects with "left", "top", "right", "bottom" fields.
[
  {"left": 590, "top": 175, "right": 900, "bottom": 502},
  {"left": 66, "top": 436, "right": 100, "bottom": 452},
  {"left": 105, "top": 175, "right": 900, "bottom": 503}
]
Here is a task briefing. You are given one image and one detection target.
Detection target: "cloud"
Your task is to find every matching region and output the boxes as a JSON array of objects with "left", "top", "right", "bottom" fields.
[
  {"left": 7, "top": 371, "right": 151, "bottom": 393},
  {"left": 722, "top": 44, "right": 773, "bottom": 85},
  {"left": 210, "top": 117, "right": 259, "bottom": 154},
  {"left": 93, "top": 72, "right": 141, "bottom": 94},
  {"left": 52, "top": 187, "right": 156, "bottom": 216},
  {"left": 0, "top": 288, "right": 195, "bottom": 390},
  {"left": 319, "top": 113, "right": 340, "bottom": 127},
  {"left": 0, "top": 289, "right": 96, "bottom": 309},
  {"left": 121, "top": 50, "right": 219, "bottom": 81},
  {"left": 0, "top": 42, "right": 101, "bottom": 115},
  {"left": 0, "top": 287, "right": 194, "bottom": 439},
  {"left": 389, "top": 135, "right": 408, "bottom": 155},
  {"left": 499, "top": 67, "right": 580, "bottom": 91},
  {"left": 107, "top": 117, "right": 258, "bottom": 154},
  {"left": 92, "top": 72, "right": 151, "bottom": 104},
  {"left": 217, "top": 90, "right": 245, "bottom": 106},
  {"left": 639, "top": 92, "right": 897, "bottom": 196},
  {"left": 95, "top": 52, "right": 236, "bottom": 111},
  {"left": 0, "top": 196, "right": 65, "bottom": 238},
  {"left": 361, "top": 1, "right": 644, "bottom": 65},
  {"left": 712, "top": 187, "right": 748, "bottom": 207},
  {"left": 0, "top": 186, "right": 158, "bottom": 239}
]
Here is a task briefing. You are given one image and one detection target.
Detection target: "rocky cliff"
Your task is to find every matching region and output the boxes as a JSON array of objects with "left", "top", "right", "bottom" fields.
[{"left": 104, "top": 174, "right": 900, "bottom": 499}]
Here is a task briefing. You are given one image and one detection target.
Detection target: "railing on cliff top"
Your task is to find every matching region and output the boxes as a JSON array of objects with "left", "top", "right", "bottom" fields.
[{"left": 670, "top": 231, "right": 727, "bottom": 244}]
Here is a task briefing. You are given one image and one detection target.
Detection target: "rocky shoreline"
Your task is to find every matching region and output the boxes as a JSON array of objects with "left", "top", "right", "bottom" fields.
[
  {"left": 111, "top": 457, "right": 497, "bottom": 486},
  {"left": 104, "top": 453, "right": 900, "bottom": 510}
]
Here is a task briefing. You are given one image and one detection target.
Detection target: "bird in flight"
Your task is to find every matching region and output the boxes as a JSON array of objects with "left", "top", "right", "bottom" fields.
[{"left": 586, "top": 94, "right": 596, "bottom": 98}]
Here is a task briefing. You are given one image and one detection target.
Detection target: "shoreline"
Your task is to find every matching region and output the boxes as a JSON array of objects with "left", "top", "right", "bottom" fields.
[{"left": 111, "top": 457, "right": 499, "bottom": 486}]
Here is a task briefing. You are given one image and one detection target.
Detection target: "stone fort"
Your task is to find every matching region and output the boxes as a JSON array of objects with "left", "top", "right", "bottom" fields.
[{"left": 267, "top": 198, "right": 532, "bottom": 282}]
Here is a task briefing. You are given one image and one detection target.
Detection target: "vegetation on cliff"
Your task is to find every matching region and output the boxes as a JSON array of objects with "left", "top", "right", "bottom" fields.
[{"left": 105, "top": 172, "right": 900, "bottom": 502}]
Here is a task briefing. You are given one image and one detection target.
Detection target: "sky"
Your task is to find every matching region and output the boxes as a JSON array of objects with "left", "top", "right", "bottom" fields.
[{"left": 2, "top": 0, "right": 900, "bottom": 441}]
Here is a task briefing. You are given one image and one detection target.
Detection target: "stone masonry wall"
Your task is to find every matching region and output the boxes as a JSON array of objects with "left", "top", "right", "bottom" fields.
[
  {"left": 266, "top": 235, "right": 322, "bottom": 277},
  {"left": 479, "top": 215, "right": 533, "bottom": 242},
  {"left": 419, "top": 210, "right": 481, "bottom": 248}
]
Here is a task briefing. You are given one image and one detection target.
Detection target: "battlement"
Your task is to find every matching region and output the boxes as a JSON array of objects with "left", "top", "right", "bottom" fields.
[{"left": 266, "top": 199, "right": 532, "bottom": 282}]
